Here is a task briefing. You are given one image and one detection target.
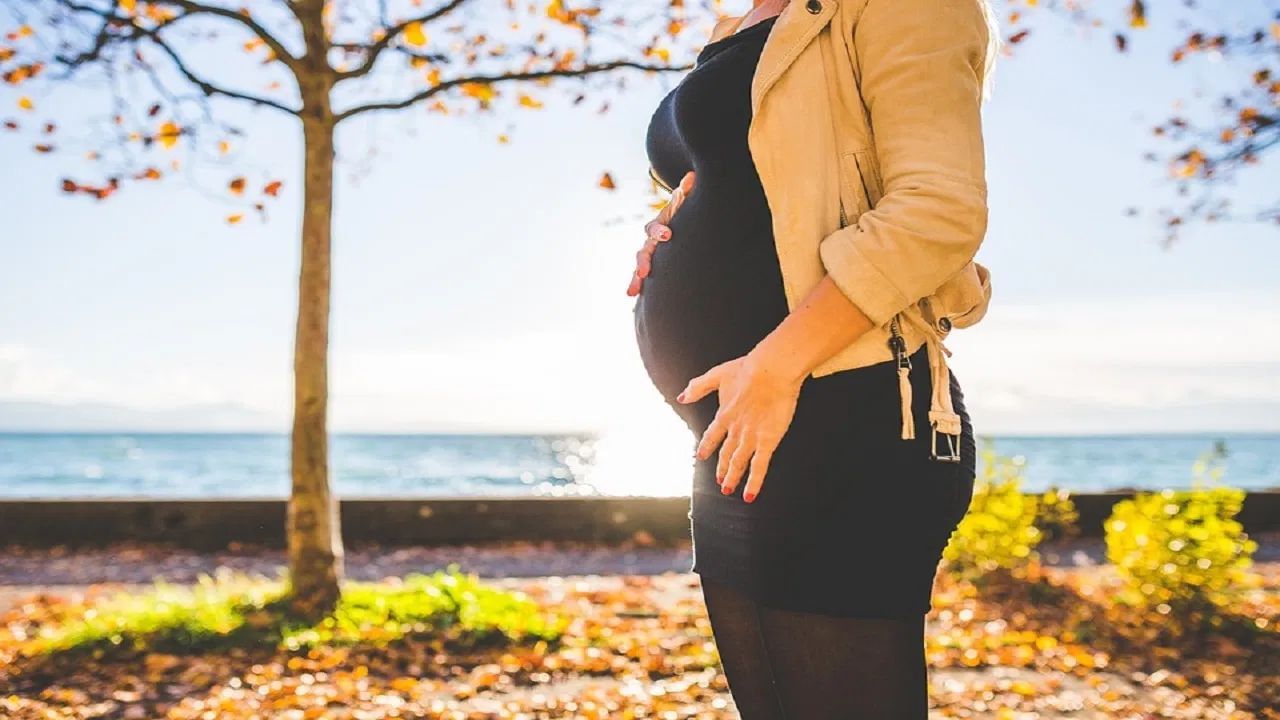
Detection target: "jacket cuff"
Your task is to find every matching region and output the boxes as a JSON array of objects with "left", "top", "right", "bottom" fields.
[{"left": 819, "top": 227, "right": 911, "bottom": 328}]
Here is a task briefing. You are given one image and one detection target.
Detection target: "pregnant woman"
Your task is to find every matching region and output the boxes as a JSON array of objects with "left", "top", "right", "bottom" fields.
[{"left": 629, "top": 0, "right": 998, "bottom": 717}]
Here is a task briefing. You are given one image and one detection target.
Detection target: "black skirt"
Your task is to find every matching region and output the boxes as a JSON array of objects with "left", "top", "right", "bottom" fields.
[{"left": 633, "top": 16, "right": 976, "bottom": 619}]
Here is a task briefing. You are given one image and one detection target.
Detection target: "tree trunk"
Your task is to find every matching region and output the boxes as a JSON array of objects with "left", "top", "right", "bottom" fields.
[{"left": 287, "top": 98, "right": 343, "bottom": 619}]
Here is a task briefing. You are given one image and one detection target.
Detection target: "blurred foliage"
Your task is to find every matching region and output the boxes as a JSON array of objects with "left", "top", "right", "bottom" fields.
[
  {"left": 24, "top": 567, "right": 562, "bottom": 657},
  {"left": 1035, "top": 487, "right": 1081, "bottom": 543},
  {"left": 943, "top": 445, "right": 1043, "bottom": 579},
  {"left": 1105, "top": 485, "right": 1258, "bottom": 623}
]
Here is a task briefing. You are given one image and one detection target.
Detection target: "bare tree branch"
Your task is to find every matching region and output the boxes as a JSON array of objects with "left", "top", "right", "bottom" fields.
[
  {"left": 49, "top": 0, "right": 300, "bottom": 115},
  {"left": 152, "top": 0, "right": 302, "bottom": 71},
  {"left": 140, "top": 25, "right": 301, "bottom": 115},
  {"left": 334, "top": 60, "right": 690, "bottom": 122},
  {"left": 335, "top": 0, "right": 473, "bottom": 81}
]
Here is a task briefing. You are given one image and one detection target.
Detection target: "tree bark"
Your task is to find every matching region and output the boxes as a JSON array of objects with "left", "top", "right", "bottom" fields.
[{"left": 287, "top": 76, "right": 343, "bottom": 619}]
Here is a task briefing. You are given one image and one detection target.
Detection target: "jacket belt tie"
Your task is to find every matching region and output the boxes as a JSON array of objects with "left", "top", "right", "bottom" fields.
[{"left": 898, "top": 311, "right": 963, "bottom": 462}]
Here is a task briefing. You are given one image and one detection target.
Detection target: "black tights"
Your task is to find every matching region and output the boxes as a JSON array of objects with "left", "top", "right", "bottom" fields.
[{"left": 701, "top": 579, "right": 929, "bottom": 720}]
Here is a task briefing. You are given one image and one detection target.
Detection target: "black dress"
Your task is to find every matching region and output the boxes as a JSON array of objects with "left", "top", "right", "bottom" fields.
[{"left": 634, "top": 15, "right": 978, "bottom": 619}]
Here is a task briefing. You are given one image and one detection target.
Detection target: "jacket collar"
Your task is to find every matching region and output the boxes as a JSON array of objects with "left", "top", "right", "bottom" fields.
[{"left": 751, "top": 0, "right": 839, "bottom": 114}]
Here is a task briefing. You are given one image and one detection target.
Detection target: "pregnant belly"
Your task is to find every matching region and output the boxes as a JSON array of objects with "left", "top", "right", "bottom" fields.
[{"left": 632, "top": 200, "right": 789, "bottom": 404}]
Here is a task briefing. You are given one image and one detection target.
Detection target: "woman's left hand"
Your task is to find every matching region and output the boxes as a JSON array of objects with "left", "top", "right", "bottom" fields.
[{"left": 677, "top": 349, "right": 804, "bottom": 503}]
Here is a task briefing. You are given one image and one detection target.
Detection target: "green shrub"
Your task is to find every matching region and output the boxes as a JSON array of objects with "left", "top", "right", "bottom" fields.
[
  {"left": 27, "top": 566, "right": 563, "bottom": 657},
  {"left": 943, "top": 445, "right": 1042, "bottom": 578},
  {"left": 1105, "top": 485, "right": 1257, "bottom": 616}
]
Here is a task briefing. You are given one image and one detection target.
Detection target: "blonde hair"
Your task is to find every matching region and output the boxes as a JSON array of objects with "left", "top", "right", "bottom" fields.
[{"left": 977, "top": 0, "right": 1002, "bottom": 101}]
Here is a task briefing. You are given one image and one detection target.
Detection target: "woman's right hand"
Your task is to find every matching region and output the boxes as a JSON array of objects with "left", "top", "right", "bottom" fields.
[{"left": 627, "top": 170, "right": 696, "bottom": 297}]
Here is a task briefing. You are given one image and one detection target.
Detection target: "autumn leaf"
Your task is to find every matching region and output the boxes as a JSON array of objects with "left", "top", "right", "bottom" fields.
[
  {"left": 403, "top": 21, "right": 428, "bottom": 47},
  {"left": 226, "top": 213, "right": 244, "bottom": 224},
  {"left": 546, "top": 0, "right": 570, "bottom": 23},
  {"left": 263, "top": 180, "right": 283, "bottom": 197},
  {"left": 157, "top": 121, "right": 181, "bottom": 149},
  {"left": 5, "top": 25, "right": 33, "bottom": 42},
  {"left": 598, "top": 172, "right": 616, "bottom": 190},
  {"left": 518, "top": 94, "right": 543, "bottom": 109},
  {"left": 228, "top": 177, "right": 247, "bottom": 195},
  {"left": 120, "top": 0, "right": 137, "bottom": 14},
  {"left": 461, "top": 82, "right": 496, "bottom": 104},
  {"left": 1128, "top": 0, "right": 1147, "bottom": 29},
  {"left": 17, "top": 96, "right": 33, "bottom": 111}
]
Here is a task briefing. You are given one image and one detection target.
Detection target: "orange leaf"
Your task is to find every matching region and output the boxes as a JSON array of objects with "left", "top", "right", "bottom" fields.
[
  {"left": 404, "top": 21, "right": 428, "bottom": 47},
  {"left": 461, "top": 82, "right": 495, "bottom": 103},
  {"left": 17, "top": 96, "right": 33, "bottom": 111},
  {"left": 1127, "top": 0, "right": 1146, "bottom": 29},
  {"left": 598, "top": 172, "right": 616, "bottom": 190},
  {"left": 228, "top": 177, "right": 246, "bottom": 195},
  {"left": 157, "top": 121, "right": 180, "bottom": 149},
  {"left": 518, "top": 94, "right": 543, "bottom": 109},
  {"left": 263, "top": 180, "right": 283, "bottom": 197},
  {"left": 226, "top": 213, "right": 244, "bottom": 224}
]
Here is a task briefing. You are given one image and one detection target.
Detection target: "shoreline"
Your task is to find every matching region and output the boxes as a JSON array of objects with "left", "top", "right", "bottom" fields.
[{"left": 3, "top": 493, "right": 1279, "bottom": 549}]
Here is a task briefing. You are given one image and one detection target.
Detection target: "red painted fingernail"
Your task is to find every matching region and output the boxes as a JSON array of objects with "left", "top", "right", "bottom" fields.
[
  {"left": 721, "top": 483, "right": 732, "bottom": 495},
  {"left": 743, "top": 491, "right": 756, "bottom": 503}
]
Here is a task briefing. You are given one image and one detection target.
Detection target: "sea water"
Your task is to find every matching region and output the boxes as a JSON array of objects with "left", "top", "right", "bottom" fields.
[{"left": 0, "top": 432, "right": 1275, "bottom": 498}]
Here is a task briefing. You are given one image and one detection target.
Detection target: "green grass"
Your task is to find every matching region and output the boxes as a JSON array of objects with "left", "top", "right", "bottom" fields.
[{"left": 26, "top": 567, "right": 563, "bottom": 657}]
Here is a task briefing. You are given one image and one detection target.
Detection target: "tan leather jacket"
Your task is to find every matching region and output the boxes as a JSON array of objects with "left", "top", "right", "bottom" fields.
[{"left": 650, "top": 0, "right": 993, "bottom": 460}]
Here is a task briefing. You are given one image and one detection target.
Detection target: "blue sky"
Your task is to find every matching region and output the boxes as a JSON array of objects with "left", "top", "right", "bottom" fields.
[{"left": 1, "top": 1, "right": 1278, "bottom": 438}]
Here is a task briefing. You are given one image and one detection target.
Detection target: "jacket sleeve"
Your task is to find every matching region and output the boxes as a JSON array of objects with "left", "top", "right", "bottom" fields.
[{"left": 818, "top": 0, "right": 990, "bottom": 328}]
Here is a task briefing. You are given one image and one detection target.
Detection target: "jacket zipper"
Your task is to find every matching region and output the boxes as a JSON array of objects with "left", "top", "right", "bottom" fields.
[{"left": 888, "top": 314, "right": 910, "bottom": 371}]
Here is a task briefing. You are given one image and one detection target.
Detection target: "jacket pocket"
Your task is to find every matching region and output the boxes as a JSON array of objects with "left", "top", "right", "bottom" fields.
[
  {"left": 836, "top": 149, "right": 880, "bottom": 224},
  {"left": 851, "top": 149, "right": 884, "bottom": 207}
]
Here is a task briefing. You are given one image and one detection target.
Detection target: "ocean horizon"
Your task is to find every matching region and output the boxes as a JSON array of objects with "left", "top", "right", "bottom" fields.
[{"left": 0, "top": 430, "right": 1276, "bottom": 499}]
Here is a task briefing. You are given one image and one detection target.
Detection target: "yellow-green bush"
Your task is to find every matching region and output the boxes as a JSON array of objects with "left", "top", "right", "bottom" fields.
[
  {"left": 943, "top": 446, "right": 1042, "bottom": 578},
  {"left": 1105, "top": 486, "right": 1257, "bottom": 615},
  {"left": 1035, "top": 488, "right": 1080, "bottom": 543}
]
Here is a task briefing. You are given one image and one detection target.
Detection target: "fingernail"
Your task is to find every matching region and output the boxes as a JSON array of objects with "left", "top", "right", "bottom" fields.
[
  {"left": 676, "top": 391, "right": 686, "bottom": 403},
  {"left": 721, "top": 483, "right": 732, "bottom": 495},
  {"left": 743, "top": 491, "right": 756, "bottom": 503}
]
